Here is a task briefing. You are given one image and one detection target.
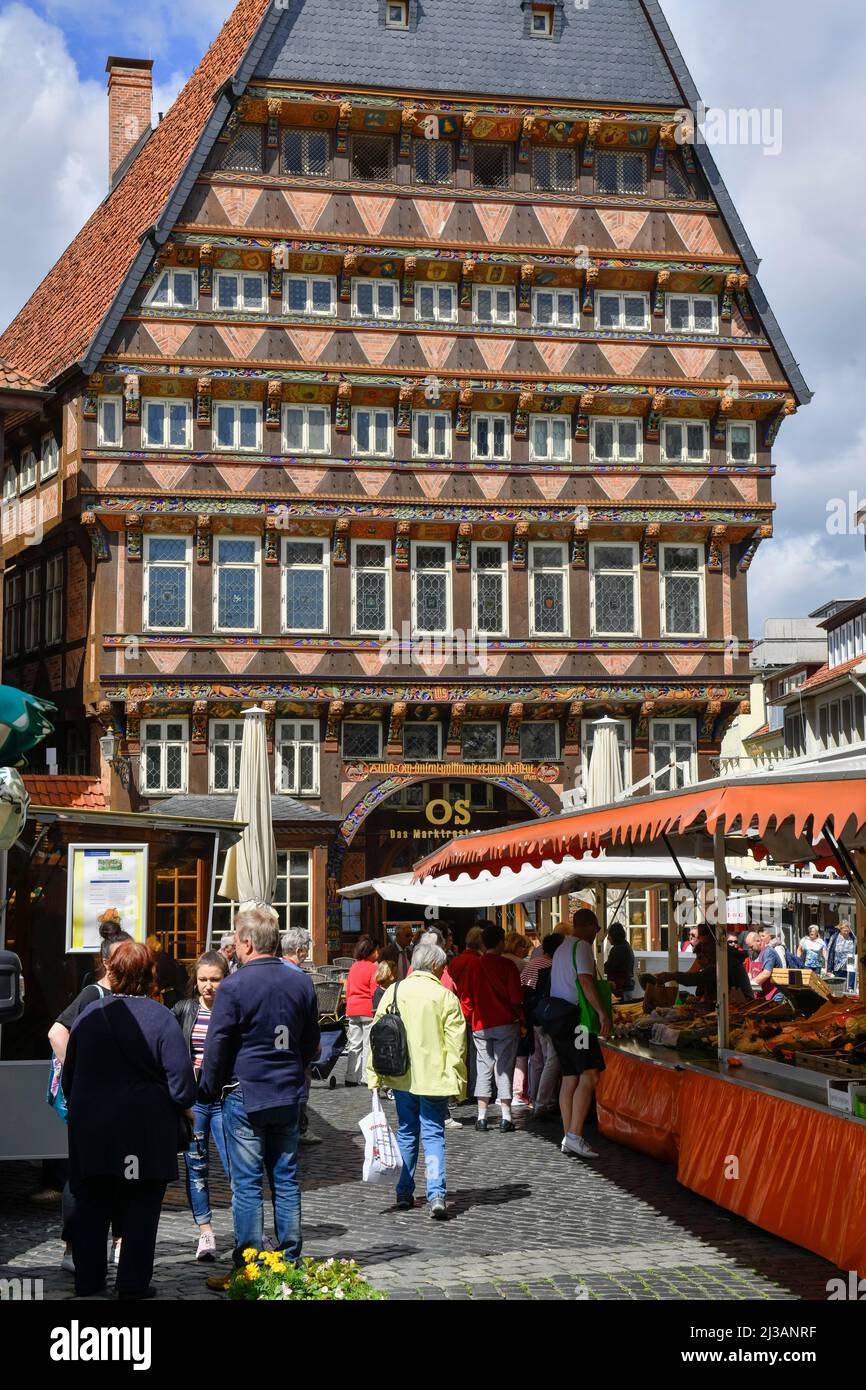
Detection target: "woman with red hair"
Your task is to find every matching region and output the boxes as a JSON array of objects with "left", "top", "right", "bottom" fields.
[{"left": 62, "top": 940, "right": 196, "bottom": 1299}]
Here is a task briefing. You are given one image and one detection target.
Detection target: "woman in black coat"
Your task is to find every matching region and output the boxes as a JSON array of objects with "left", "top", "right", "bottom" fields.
[{"left": 62, "top": 940, "right": 196, "bottom": 1299}]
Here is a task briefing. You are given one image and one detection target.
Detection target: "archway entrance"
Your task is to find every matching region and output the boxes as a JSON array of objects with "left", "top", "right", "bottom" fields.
[{"left": 338, "top": 776, "right": 552, "bottom": 949}]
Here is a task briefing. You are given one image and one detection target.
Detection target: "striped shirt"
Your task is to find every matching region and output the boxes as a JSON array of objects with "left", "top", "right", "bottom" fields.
[
  {"left": 520, "top": 954, "right": 551, "bottom": 988},
  {"left": 191, "top": 1004, "right": 212, "bottom": 1070}
]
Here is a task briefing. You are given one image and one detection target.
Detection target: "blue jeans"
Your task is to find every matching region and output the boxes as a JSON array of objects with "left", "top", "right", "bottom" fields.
[
  {"left": 393, "top": 1091, "right": 448, "bottom": 1202},
  {"left": 221, "top": 1087, "right": 301, "bottom": 1267},
  {"left": 183, "top": 1099, "right": 229, "bottom": 1226}
]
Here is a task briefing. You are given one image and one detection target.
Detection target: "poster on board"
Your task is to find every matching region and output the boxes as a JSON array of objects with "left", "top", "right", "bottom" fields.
[{"left": 65, "top": 843, "right": 149, "bottom": 954}]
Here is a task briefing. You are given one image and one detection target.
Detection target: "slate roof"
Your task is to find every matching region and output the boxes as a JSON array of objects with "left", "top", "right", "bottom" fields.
[
  {"left": 155, "top": 794, "right": 340, "bottom": 825},
  {"left": 255, "top": 0, "right": 684, "bottom": 105}
]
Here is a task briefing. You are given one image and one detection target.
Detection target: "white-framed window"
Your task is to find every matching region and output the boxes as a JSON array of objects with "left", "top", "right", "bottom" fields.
[
  {"left": 341, "top": 720, "right": 383, "bottom": 759},
  {"left": 213, "top": 536, "right": 260, "bottom": 632},
  {"left": 97, "top": 395, "right": 123, "bottom": 447},
  {"left": 662, "top": 419, "right": 709, "bottom": 463},
  {"left": 530, "top": 414, "right": 570, "bottom": 462},
  {"left": 281, "top": 536, "right": 329, "bottom": 633},
  {"left": 40, "top": 435, "right": 59, "bottom": 480},
  {"left": 529, "top": 542, "right": 568, "bottom": 636},
  {"left": 351, "top": 278, "right": 398, "bottom": 320},
  {"left": 532, "top": 145, "right": 577, "bottom": 192},
  {"left": 214, "top": 271, "right": 267, "bottom": 313},
  {"left": 590, "top": 416, "right": 642, "bottom": 463},
  {"left": 352, "top": 407, "right": 393, "bottom": 458},
  {"left": 472, "top": 412, "right": 511, "bottom": 461},
  {"left": 44, "top": 554, "right": 64, "bottom": 645},
  {"left": 581, "top": 717, "right": 632, "bottom": 787},
  {"left": 415, "top": 282, "right": 457, "bottom": 322},
  {"left": 3, "top": 573, "right": 21, "bottom": 658},
  {"left": 596, "top": 150, "right": 646, "bottom": 195},
  {"left": 284, "top": 274, "right": 336, "bottom": 317},
  {"left": 403, "top": 721, "right": 443, "bottom": 760},
  {"left": 214, "top": 400, "right": 262, "bottom": 452},
  {"left": 520, "top": 721, "right": 561, "bottom": 761},
  {"left": 651, "top": 718, "right": 697, "bottom": 791},
  {"left": 596, "top": 291, "right": 650, "bottom": 331},
  {"left": 2, "top": 465, "right": 17, "bottom": 501},
  {"left": 282, "top": 403, "right": 330, "bottom": 454},
  {"left": 276, "top": 718, "right": 320, "bottom": 796},
  {"left": 143, "top": 534, "right": 192, "bottom": 632},
  {"left": 142, "top": 397, "right": 193, "bottom": 450},
  {"left": 472, "top": 142, "right": 511, "bottom": 190},
  {"left": 665, "top": 293, "right": 718, "bottom": 334},
  {"left": 462, "top": 721, "right": 501, "bottom": 760},
  {"left": 209, "top": 719, "right": 245, "bottom": 793},
  {"left": 413, "top": 140, "right": 455, "bottom": 187},
  {"left": 351, "top": 134, "right": 393, "bottom": 182},
  {"left": 532, "top": 288, "right": 577, "bottom": 327},
  {"left": 411, "top": 541, "right": 451, "bottom": 635},
  {"left": 472, "top": 541, "right": 508, "bottom": 637},
  {"left": 473, "top": 284, "right": 515, "bottom": 325},
  {"left": 351, "top": 539, "right": 391, "bottom": 634},
  {"left": 412, "top": 409, "right": 451, "bottom": 459},
  {"left": 213, "top": 849, "right": 312, "bottom": 935},
  {"left": 530, "top": 4, "right": 554, "bottom": 36},
  {"left": 385, "top": 0, "right": 409, "bottom": 27},
  {"left": 18, "top": 449, "right": 37, "bottom": 494},
  {"left": 727, "top": 420, "right": 756, "bottom": 464},
  {"left": 23, "top": 564, "right": 41, "bottom": 651},
  {"left": 141, "top": 719, "right": 189, "bottom": 795},
  {"left": 283, "top": 128, "right": 330, "bottom": 176},
  {"left": 660, "top": 544, "right": 704, "bottom": 637},
  {"left": 591, "top": 542, "right": 639, "bottom": 636},
  {"left": 146, "top": 267, "right": 197, "bottom": 310}
]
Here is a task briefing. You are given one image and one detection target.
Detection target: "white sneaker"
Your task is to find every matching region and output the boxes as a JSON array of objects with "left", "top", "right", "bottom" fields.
[
  {"left": 61, "top": 1251, "right": 75, "bottom": 1274},
  {"left": 561, "top": 1134, "right": 599, "bottom": 1159},
  {"left": 196, "top": 1231, "right": 217, "bottom": 1261},
  {"left": 444, "top": 1116, "right": 462, "bottom": 1129},
  {"left": 511, "top": 1099, "right": 531, "bottom": 1111},
  {"left": 113, "top": 1240, "right": 122, "bottom": 1265}
]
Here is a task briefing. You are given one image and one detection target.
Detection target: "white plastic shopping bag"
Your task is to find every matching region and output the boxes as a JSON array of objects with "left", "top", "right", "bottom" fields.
[{"left": 359, "top": 1090, "right": 404, "bottom": 1184}]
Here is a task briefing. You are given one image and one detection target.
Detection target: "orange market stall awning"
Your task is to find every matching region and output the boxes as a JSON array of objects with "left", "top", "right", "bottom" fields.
[{"left": 412, "top": 767, "right": 866, "bottom": 883}]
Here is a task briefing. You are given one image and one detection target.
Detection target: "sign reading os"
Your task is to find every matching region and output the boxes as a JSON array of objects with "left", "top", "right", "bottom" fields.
[{"left": 424, "top": 797, "right": 470, "bottom": 828}]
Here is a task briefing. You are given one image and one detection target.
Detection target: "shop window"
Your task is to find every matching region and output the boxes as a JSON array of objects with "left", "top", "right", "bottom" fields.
[{"left": 153, "top": 861, "right": 203, "bottom": 965}]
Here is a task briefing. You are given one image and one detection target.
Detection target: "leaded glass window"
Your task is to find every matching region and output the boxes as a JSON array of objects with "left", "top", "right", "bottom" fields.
[
  {"left": 591, "top": 543, "right": 638, "bottom": 636},
  {"left": 283, "top": 404, "right": 329, "bottom": 454},
  {"left": 472, "top": 542, "right": 507, "bottom": 635},
  {"left": 520, "top": 722, "right": 560, "bottom": 761},
  {"left": 462, "top": 722, "right": 501, "bottom": 760},
  {"left": 532, "top": 289, "right": 576, "bottom": 327},
  {"left": 662, "top": 420, "right": 708, "bottom": 463},
  {"left": 141, "top": 720, "right": 188, "bottom": 795},
  {"left": 412, "top": 543, "right": 450, "bottom": 634},
  {"left": 597, "top": 151, "right": 646, "bottom": 195},
  {"left": 413, "top": 139, "right": 454, "bottom": 187},
  {"left": 529, "top": 543, "right": 567, "bottom": 636},
  {"left": 352, "top": 278, "right": 397, "bottom": 319},
  {"left": 665, "top": 293, "right": 717, "bottom": 333},
  {"left": 285, "top": 275, "right": 335, "bottom": 316},
  {"left": 727, "top": 421, "right": 755, "bottom": 463},
  {"left": 215, "top": 537, "right": 259, "bottom": 631},
  {"left": 144, "top": 535, "right": 190, "bottom": 630},
  {"left": 283, "top": 128, "right": 329, "bottom": 176},
  {"left": 591, "top": 417, "right": 641, "bottom": 463},
  {"left": 415, "top": 283, "right": 456, "bottom": 322},
  {"left": 341, "top": 721, "right": 382, "bottom": 759},
  {"left": 277, "top": 719, "right": 320, "bottom": 795},
  {"left": 473, "top": 285, "right": 515, "bottom": 324},
  {"left": 352, "top": 541, "right": 390, "bottom": 633},
  {"left": 147, "top": 267, "right": 196, "bottom": 309},
  {"left": 530, "top": 415, "right": 570, "bottom": 462},
  {"left": 214, "top": 272, "right": 266, "bottom": 312},
  {"left": 651, "top": 719, "right": 696, "bottom": 791},
  {"left": 533, "top": 146, "right": 577, "bottom": 192},
  {"left": 472, "top": 143, "right": 511, "bottom": 190},
  {"left": 352, "top": 408, "right": 393, "bottom": 457},
  {"left": 412, "top": 410, "right": 450, "bottom": 459},
  {"left": 472, "top": 412, "right": 510, "bottom": 460},
  {"left": 403, "top": 723, "right": 442, "bottom": 759},
  {"left": 142, "top": 398, "right": 192, "bottom": 449},
  {"left": 352, "top": 135, "right": 392, "bottom": 181},
  {"left": 98, "top": 396, "right": 122, "bottom": 447},
  {"left": 282, "top": 538, "right": 327, "bottom": 632},
  {"left": 596, "top": 291, "right": 649, "bottom": 331},
  {"left": 214, "top": 402, "right": 261, "bottom": 452},
  {"left": 221, "top": 124, "right": 263, "bottom": 172},
  {"left": 661, "top": 545, "right": 703, "bottom": 636},
  {"left": 210, "top": 719, "right": 245, "bottom": 793}
]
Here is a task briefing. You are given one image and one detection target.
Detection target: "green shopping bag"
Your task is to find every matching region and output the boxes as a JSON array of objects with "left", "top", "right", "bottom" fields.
[{"left": 572, "top": 942, "right": 613, "bottom": 1034}]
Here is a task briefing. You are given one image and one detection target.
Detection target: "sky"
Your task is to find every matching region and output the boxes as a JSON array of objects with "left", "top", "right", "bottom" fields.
[{"left": 0, "top": 0, "right": 863, "bottom": 636}]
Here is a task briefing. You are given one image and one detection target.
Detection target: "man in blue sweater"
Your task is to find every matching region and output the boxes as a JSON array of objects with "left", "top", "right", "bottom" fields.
[{"left": 199, "top": 907, "right": 320, "bottom": 1285}]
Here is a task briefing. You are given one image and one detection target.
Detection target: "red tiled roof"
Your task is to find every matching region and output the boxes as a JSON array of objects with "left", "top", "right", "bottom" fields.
[
  {"left": 0, "top": 0, "right": 271, "bottom": 385},
  {"left": 743, "top": 723, "right": 770, "bottom": 740},
  {"left": 0, "top": 356, "right": 44, "bottom": 393},
  {"left": 24, "top": 776, "right": 108, "bottom": 810},
  {"left": 799, "top": 652, "right": 866, "bottom": 693}
]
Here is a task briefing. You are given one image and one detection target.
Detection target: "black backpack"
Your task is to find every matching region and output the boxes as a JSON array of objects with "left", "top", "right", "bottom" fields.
[{"left": 369, "top": 981, "right": 410, "bottom": 1077}]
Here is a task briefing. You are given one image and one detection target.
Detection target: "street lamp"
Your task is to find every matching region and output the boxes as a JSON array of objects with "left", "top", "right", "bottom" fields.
[{"left": 99, "top": 731, "right": 131, "bottom": 788}]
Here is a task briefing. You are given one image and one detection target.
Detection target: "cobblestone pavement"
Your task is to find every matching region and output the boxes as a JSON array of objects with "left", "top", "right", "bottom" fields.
[{"left": 0, "top": 1067, "right": 843, "bottom": 1302}]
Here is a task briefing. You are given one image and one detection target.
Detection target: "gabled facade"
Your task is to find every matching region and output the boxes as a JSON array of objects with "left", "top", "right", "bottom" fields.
[{"left": 0, "top": 0, "right": 810, "bottom": 957}]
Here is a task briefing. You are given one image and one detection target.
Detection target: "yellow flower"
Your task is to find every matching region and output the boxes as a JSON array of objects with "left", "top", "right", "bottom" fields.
[
  {"left": 272, "top": 1261, "right": 287, "bottom": 1275},
  {"left": 242, "top": 1248, "right": 258, "bottom": 1262},
  {"left": 244, "top": 1264, "right": 261, "bottom": 1281}
]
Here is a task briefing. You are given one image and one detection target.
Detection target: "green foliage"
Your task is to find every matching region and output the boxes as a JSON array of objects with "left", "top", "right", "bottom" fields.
[{"left": 227, "top": 1251, "right": 387, "bottom": 1301}]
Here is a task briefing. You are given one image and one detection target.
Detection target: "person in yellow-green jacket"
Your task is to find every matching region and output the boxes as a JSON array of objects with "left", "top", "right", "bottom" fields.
[{"left": 367, "top": 938, "right": 467, "bottom": 1220}]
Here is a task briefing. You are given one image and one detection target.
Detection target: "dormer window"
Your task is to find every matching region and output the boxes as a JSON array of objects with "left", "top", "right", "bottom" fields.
[
  {"left": 530, "top": 5, "right": 554, "bottom": 36},
  {"left": 385, "top": 0, "right": 409, "bottom": 27}
]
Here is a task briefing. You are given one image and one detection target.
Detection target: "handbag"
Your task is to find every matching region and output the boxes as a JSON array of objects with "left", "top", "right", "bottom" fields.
[
  {"left": 369, "top": 981, "right": 410, "bottom": 1077},
  {"left": 358, "top": 1090, "right": 404, "bottom": 1185},
  {"left": 572, "top": 942, "right": 613, "bottom": 1035}
]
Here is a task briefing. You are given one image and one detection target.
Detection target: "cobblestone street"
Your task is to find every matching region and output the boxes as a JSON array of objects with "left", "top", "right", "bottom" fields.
[{"left": 0, "top": 1063, "right": 843, "bottom": 1302}]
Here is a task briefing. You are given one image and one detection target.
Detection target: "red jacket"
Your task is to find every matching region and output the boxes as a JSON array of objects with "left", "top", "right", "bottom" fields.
[
  {"left": 345, "top": 959, "right": 377, "bottom": 1017},
  {"left": 465, "top": 952, "right": 523, "bottom": 1032},
  {"left": 449, "top": 949, "right": 482, "bottom": 1021}
]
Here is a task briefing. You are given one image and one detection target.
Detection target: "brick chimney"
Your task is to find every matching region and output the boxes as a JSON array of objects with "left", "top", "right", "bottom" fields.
[{"left": 106, "top": 56, "right": 154, "bottom": 187}]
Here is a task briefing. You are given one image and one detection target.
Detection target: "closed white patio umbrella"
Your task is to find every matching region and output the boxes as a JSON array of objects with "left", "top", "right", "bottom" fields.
[
  {"left": 218, "top": 706, "right": 277, "bottom": 911},
  {"left": 585, "top": 716, "right": 624, "bottom": 808}
]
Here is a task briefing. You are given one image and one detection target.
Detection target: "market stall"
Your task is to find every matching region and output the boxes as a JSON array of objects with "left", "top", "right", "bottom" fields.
[{"left": 412, "top": 765, "right": 866, "bottom": 1275}]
